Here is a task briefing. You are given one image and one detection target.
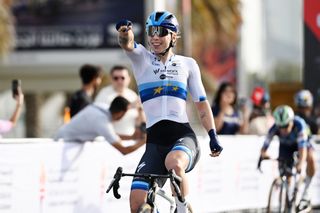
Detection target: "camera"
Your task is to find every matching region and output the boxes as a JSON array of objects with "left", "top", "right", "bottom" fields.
[{"left": 11, "top": 79, "right": 21, "bottom": 98}]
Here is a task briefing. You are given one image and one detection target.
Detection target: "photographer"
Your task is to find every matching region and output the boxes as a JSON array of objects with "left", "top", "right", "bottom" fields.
[{"left": 0, "top": 80, "right": 24, "bottom": 137}]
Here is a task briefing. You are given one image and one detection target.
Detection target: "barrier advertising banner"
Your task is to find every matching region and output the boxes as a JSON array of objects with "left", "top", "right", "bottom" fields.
[{"left": 0, "top": 136, "right": 319, "bottom": 213}]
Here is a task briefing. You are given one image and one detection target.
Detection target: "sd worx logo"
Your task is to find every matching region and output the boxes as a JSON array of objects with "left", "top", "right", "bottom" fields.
[
  {"left": 153, "top": 68, "right": 160, "bottom": 75},
  {"left": 153, "top": 68, "right": 165, "bottom": 75},
  {"left": 153, "top": 68, "right": 178, "bottom": 75}
]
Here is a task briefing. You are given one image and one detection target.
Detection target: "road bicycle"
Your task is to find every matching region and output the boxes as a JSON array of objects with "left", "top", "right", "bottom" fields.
[
  {"left": 106, "top": 167, "right": 193, "bottom": 213},
  {"left": 258, "top": 156, "right": 309, "bottom": 213}
]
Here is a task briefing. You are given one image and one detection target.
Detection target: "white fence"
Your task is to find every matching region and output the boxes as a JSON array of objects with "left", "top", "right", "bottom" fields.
[{"left": 0, "top": 136, "right": 319, "bottom": 213}]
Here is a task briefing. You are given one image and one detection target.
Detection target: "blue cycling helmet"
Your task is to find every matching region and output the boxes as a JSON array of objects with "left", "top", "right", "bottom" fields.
[
  {"left": 146, "top": 11, "right": 179, "bottom": 33},
  {"left": 294, "top": 90, "right": 313, "bottom": 108}
]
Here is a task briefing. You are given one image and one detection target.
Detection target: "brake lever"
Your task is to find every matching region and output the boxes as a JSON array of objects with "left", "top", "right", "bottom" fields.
[
  {"left": 169, "top": 169, "right": 182, "bottom": 183},
  {"left": 257, "top": 156, "right": 271, "bottom": 173},
  {"left": 169, "top": 169, "right": 185, "bottom": 203},
  {"left": 106, "top": 178, "right": 115, "bottom": 193},
  {"left": 257, "top": 156, "right": 263, "bottom": 173},
  {"left": 106, "top": 167, "right": 123, "bottom": 199},
  {"left": 113, "top": 181, "right": 121, "bottom": 199}
]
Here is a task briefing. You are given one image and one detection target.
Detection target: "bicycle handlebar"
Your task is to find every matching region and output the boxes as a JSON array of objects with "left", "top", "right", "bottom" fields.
[
  {"left": 257, "top": 155, "right": 300, "bottom": 176},
  {"left": 106, "top": 167, "right": 185, "bottom": 202},
  {"left": 257, "top": 156, "right": 270, "bottom": 172}
]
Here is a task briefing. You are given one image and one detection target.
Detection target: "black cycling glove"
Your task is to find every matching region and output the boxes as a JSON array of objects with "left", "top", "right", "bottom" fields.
[
  {"left": 115, "top": 19, "right": 132, "bottom": 31},
  {"left": 208, "top": 129, "right": 223, "bottom": 154}
]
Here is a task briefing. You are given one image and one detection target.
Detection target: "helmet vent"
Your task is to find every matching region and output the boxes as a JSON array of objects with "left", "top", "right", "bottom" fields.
[
  {"left": 166, "top": 14, "right": 173, "bottom": 20},
  {"left": 155, "top": 12, "right": 164, "bottom": 21},
  {"left": 279, "top": 110, "right": 285, "bottom": 121}
]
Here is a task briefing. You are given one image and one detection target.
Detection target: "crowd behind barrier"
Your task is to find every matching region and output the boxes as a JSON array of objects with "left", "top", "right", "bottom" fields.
[{"left": 0, "top": 135, "right": 319, "bottom": 213}]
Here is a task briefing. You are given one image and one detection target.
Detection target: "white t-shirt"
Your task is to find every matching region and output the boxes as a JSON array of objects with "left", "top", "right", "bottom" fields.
[
  {"left": 126, "top": 44, "right": 207, "bottom": 128},
  {"left": 54, "top": 104, "right": 120, "bottom": 143},
  {"left": 249, "top": 115, "right": 274, "bottom": 135},
  {"left": 95, "top": 85, "right": 138, "bottom": 135},
  {"left": 95, "top": 86, "right": 138, "bottom": 105}
]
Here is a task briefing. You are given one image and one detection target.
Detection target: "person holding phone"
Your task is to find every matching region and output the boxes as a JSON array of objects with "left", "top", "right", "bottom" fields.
[
  {"left": 0, "top": 80, "right": 24, "bottom": 137},
  {"left": 211, "top": 82, "right": 249, "bottom": 134}
]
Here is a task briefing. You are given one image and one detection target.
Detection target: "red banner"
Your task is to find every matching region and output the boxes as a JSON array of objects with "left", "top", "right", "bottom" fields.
[{"left": 304, "top": 0, "right": 320, "bottom": 41}]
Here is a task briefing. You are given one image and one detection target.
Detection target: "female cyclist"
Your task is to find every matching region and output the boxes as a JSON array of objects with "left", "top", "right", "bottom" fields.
[{"left": 116, "top": 11, "right": 223, "bottom": 213}]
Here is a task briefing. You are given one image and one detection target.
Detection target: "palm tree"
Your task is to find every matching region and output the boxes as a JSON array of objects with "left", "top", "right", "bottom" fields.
[
  {"left": 191, "top": 0, "right": 242, "bottom": 92},
  {"left": 0, "top": 0, "right": 15, "bottom": 59}
]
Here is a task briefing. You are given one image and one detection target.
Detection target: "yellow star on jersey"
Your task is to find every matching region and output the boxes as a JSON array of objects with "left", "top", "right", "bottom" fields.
[
  {"left": 172, "top": 86, "right": 179, "bottom": 91},
  {"left": 154, "top": 86, "right": 164, "bottom": 95},
  {"left": 166, "top": 83, "right": 172, "bottom": 87}
]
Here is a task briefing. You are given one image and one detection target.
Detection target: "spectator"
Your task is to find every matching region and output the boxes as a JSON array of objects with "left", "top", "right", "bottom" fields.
[
  {"left": 315, "top": 104, "right": 320, "bottom": 132},
  {"left": 0, "top": 85, "right": 24, "bottom": 137},
  {"left": 211, "top": 82, "right": 248, "bottom": 134},
  {"left": 55, "top": 96, "right": 145, "bottom": 155},
  {"left": 248, "top": 86, "right": 274, "bottom": 135},
  {"left": 294, "top": 89, "right": 318, "bottom": 135},
  {"left": 95, "top": 65, "right": 136, "bottom": 104},
  {"left": 95, "top": 65, "right": 142, "bottom": 135},
  {"left": 69, "top": 64, "right": 103, "bottom": 117}
]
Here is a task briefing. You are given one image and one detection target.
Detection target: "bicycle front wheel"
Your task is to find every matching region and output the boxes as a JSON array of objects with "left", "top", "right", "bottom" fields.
[
  {"left": 267, "top": 178, "right": 289, "bottom": 213},
  {"left": 137, "top": 203, "right": 153, "bottom": 213}
]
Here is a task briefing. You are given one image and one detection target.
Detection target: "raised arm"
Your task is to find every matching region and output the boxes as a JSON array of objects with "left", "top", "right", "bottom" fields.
[
  {"left": 116, "top": 20, "right": 135, "bottom": 51},
  {"left": 10, "top": 92, "right": 24, "bottom": 126}
]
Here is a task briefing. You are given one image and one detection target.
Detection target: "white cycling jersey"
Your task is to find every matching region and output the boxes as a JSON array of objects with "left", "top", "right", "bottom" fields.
[{"left": 126, "top": 44, "right": 207, "bottom": 128}]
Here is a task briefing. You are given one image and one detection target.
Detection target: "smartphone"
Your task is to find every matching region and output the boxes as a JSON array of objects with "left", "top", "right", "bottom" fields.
[
  {"left": 12, "top": 79, "right": 21, "bottom": 98},
  {"left": 237, "top": 97, "right": 249, "bottom": 110}
]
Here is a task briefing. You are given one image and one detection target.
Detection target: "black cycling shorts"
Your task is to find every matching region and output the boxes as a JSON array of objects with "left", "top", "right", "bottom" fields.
[
  {"left": 278, "top": 143, "right": 298, "bottom": 172},
  {"left": 131, "top": 120, "right": 200, "bottom": 191},
  {"left": 278, "top": 139, "right": 313, "bottom": 172}
]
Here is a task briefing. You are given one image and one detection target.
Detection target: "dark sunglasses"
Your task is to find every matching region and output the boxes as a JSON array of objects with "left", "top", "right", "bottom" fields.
[
  {"left": 113, "top": 76, "right": 125, "bottom": 81},
  {"left": 147, "top": 26, "right": 171, "bottom": 37},
  {"left": 278, "top": 124, "right": 289, "bottom": 129}
]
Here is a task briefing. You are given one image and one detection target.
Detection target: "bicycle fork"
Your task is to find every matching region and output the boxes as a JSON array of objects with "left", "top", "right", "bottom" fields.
[
  {"left": 148, "top": 184, "right": 176, "bottom": 213},
  {"left": 156, "top": 188, "right": 176, "bottom": 213}
]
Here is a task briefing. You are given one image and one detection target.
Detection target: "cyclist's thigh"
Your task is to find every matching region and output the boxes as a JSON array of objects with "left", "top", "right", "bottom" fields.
[
  {"left": 170, "top": 135, "right": 200, "bottom": 173},
  {"left": 131, "top": 143, "right": 169, "bottom": 190}
]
